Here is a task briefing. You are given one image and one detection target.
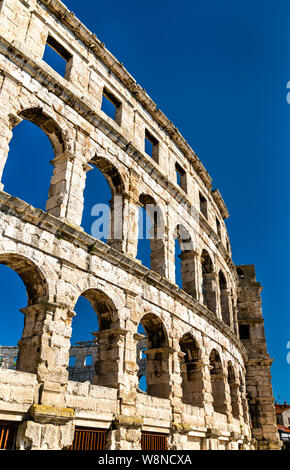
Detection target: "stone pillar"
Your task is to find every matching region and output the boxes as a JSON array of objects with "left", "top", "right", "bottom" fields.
[
  {"left": 98, "top": 328, "right": 143, "bottom": 450},
  {"left": 107, "top": 194, "right": 125, "bottom": 252},
  {"left": 179, "top": 251, "right": 198, "bottom": 298},
  {"left": 15, "top": 303, "right": 75, "bottom": 450},
  {"left": 219, "top": 287, "right": 233, "bottom": 328},
  {"left": 236, "top": 264, "right": 281, "bottom": 449},
  {"left": 180, "top": 359, "right": 205, "bottom": 407},
  {"left": 123, "top": 194, "right": 140, "bottom": 258},
  {"left": 202, "top": 272, "right": 218, "bottom": 315},
  {"left": 46, "top": 152, "right": 92, "bottom": 227},
  {"left": 18, "top": 302, "right": 72, "bottom": 407},
  {"left": 108, "top": 415, "right": 143, "bottom": 450},
  {"left": 145, "top": 347, "right": 174, "bottom": 400},
  {"left": 92, "top": 328, "right": 127, "bottom": 389},
  {"left": 16, "top": 404, "right": 75, "bottom": 450},
  {"left": 0, "top": 114, "right": 17, "bottom": 190},
  {"left": 202, "top": 358, "right": 215, "bottom": 427}
]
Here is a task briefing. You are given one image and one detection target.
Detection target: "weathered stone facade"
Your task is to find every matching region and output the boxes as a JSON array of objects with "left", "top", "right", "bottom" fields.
[{"left": 0, "top": 0, "right": 280, "bottom": 450}]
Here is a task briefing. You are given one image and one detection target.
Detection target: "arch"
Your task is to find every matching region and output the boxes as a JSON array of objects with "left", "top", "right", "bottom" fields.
[
  {"left": 227, "top": 361, "right": 240, "bottom": 419},
  {"left": 140, "top": 312, "right": 168, "bottom": 349},
  {"left": 18, "top": 107, "right": 65, "bottom": 155},
  {"left": 201, "top": 249, "right": 216, "bottom": 313},
  {"left": 179, "top": 333, "right": 203, "bottom": 407},
  {"left": 0, "top": 253, "right": 50, "bottom": 374},
  {"left": 89, "top": 155, "right": 125, "bottom": 196},
  {"left": 137, "top": 312, "right": 170, "bottom": 399},
  {"left": 209, "top": 349, "right": 227, "bottom": 414},
  {"left": 0, "top": 253, "right": 49, "bottom": 305},
  {"left": 137, "top": 194, "right": 166, "bottom": 276},
  {"left": 83, "top": 155, "right": 126, "bottom": 250},
  {"left": 174, "top": 225, "right": 197, "bottom": 297},
  {"left": 73, "top": 276, "right": 125, "bottom": 313},
  {"left": 73, "top": 288, "right": 118, "bottom": 331},
  {"left": 71, "top": 287, "right": 121, "bottom": 389},
  {"left": 2, "top": 107, "right": 67, "bottom": 213},
  {"left": 219, "top": 270, "right": 231, "bottom": 326}
]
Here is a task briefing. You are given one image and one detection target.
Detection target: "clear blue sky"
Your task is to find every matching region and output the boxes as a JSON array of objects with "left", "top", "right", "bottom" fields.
[{"left": 0, "top": 0, "right": 289, "bottom": 402}]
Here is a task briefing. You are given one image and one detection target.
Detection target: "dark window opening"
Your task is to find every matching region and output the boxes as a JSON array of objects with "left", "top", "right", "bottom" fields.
[
  {"left": 216, "top": 217, "right": 221, "bottom": 239},
  {"left": 199, "top": 192, "right": 208, "bottom": 219},
  {"left": 68, "top": 427, "right": 107, "bottom": 451},
  {"left": 0, "top": 421, "right": 18, "bottom": 450},
  {"left": 239, "top": 324, "right": 250, "bottom": 340},
  {"left": 145, "top": 129, "right": 159, "bottom": 163},
  {"left": 141, "top": 432, "right": 167, "bottom": 450},
  {"left": 43, "top": 35, "right": 72, "bottom": 79},
  {"left": 175, "top": 162, "right": 187, "bottom": 192},
  {"left": 101, "top": 89, "right": 122, "bottom": 125}
]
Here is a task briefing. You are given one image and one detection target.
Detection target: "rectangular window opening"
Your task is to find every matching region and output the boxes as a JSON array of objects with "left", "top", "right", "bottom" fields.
[
  {"left": 101, "top": 88, "right": 122, "bottom": 125},
  {"left": 175, "top": 162, "right": 187, "bottom": 192},
  {"left": 216, "top": 217, "right": 221, "bottom": 239},
  {"left": 43, "top": 35, "right": 72, "bottom": 79},
  {"left": 239, "top": 324, "right": 250, "bottom": 340},
  {"left": 145, "top": 129, "right": 159, "bottom": 163},
  {"left": 199, "top": 192, "right": 208, "bottom": 219},
  {"left": 141, "top": 432, "right": 167, "bottom": 450}
]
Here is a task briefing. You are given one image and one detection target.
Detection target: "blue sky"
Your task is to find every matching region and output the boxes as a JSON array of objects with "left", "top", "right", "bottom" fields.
[{"left": 0, "top": 0, "right": 289, "bottom": 402}]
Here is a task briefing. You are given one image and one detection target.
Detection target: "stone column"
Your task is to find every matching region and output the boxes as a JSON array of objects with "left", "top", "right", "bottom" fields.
[
  {"left": 122, "top": 193, "right": 141, "bottom": 258},
  {"left": 16, "top": 405, "right": 75, "bottom": 450},
  {"left": 202, "top": 272, "right": 218, "bottom": 315},
  {"left": 179, "top": 250, "right": 198, "bottom": 298},
  {"left": 92, "top": 328, "right": 127, "bottom": 389},
  {"left": 203, "top": 359, "right": 215, "bottom": 428},
  {"left": 219, "top": 287, "right": 233, "bottom": 328},
  {"left": 0, "top": 114, "right": 18, "bottom": 190},
  {"left": 145, "top": 347, "right": 175, "bottom": 400},
  {"left": 18, "top": 302, "right": 73, "bottom": 407},
  {"left": 180, "top": 359, "right": 206, "bottom": 407},
  {"left": 99, "top": 328, "right": 143, "bottom": 450},
  {"left": 15, "top": 302, "right": 75, "bottom": 450},
  {"left": 46, "top": 152, "right": 92, "bottom": 227}
]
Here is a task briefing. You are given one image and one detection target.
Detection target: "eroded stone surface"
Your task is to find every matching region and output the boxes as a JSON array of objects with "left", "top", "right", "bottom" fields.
[{"left": 0, "top": 0, "right": 280, "bottom": 450}]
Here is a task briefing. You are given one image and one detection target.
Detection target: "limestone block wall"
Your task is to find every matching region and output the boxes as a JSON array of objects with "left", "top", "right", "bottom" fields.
[{"left": 0, "top": 0, "right": 280, "bottom": 450}]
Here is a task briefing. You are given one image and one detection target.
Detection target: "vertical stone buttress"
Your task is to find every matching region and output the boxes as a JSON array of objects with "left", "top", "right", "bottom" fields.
[{"left": 236, "top": 265, "right": 281, "bottom": 450}]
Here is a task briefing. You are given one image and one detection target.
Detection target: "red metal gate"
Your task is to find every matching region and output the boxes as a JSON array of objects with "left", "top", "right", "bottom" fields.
[
  {"left": 141, "top": 431, "right": 167, "bottom": 450},
  {"left": 0, "top": 421, "right": 18, "bottom": 450},
  {"left": 69, "top": 427, "right": 107, "bottom": 450}
]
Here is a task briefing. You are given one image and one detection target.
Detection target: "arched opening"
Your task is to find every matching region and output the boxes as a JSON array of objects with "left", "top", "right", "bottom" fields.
[
  {"left": 137, "top": 194, "right": 165, "bottom": 276},
  {"left": 201, "top": 250, "right": 216, "bottom": 313},
  {"left": 227, "top": 362, "right": 240, "bottom": 419},
  {"left": 137, "top": 313, "right": 170, "bottom": 399},
  {"left": 179, "top": 333, "right": 203, "bottom": 407},
  {"left": 71, "top": 289, "right": 118, "bottom": 388},
  {"left": 219, "top": 270, "right": 231, "bottom": 326},
  {"left": 174, "top": 225, "right": 196, "bottom": 298},
  {"left": 82, "top": 157, "right": 124, "bottom": 251},
  {"left": 69, "top": 295, "right": 99, "bottom": 383},
  {"left": 209, "top": 349, "right": 227, "bottom": 414},
  {"left": 2, "top": 115, "right": 58, "bottom": 211},
  {"left": 0, "top": 254, "right": 49, "bottom": 373}
]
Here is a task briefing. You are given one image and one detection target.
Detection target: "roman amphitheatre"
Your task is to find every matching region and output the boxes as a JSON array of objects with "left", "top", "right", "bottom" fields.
[{"left": 0, "top": 0, "right": 280, "bottom": 450}]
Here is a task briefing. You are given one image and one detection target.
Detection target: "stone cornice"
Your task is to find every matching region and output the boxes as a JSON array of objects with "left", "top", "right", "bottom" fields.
[
  {"left": 0, "top": 36, "right": 236, "bottom": 276},
  {"left": 38, "top": 0, "right": 213, "bottom": 189},
  {"left": 0, "top": 192, "right": 247, "bottom": 362}
]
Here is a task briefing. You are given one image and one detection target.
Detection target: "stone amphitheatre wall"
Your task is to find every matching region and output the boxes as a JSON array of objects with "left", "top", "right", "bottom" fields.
[{"left": 0, "top": 0, "right": 280, "bottom": 450}]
